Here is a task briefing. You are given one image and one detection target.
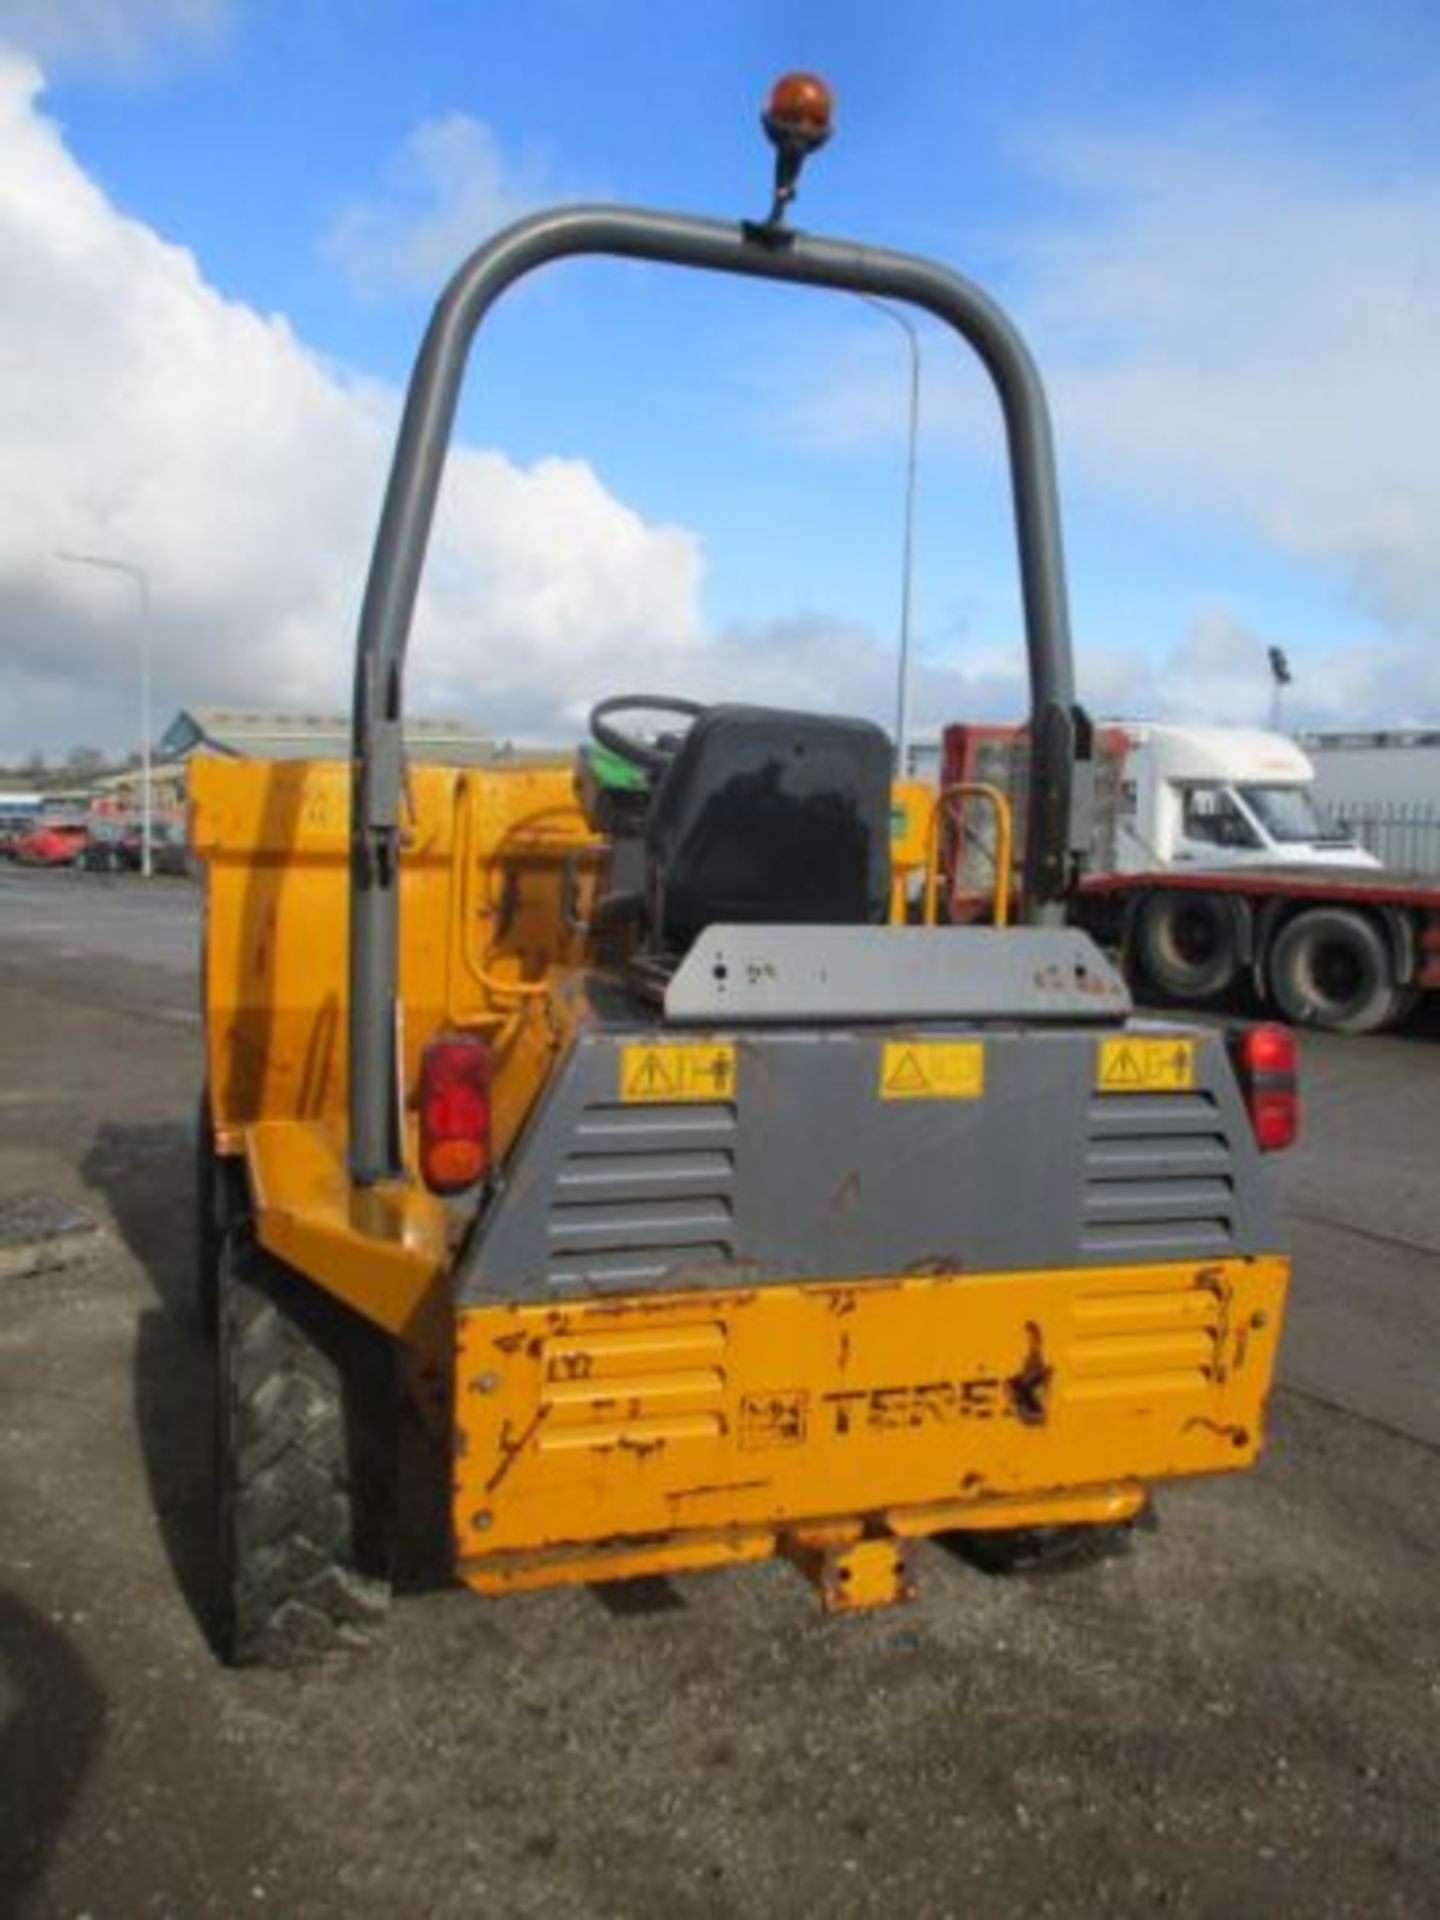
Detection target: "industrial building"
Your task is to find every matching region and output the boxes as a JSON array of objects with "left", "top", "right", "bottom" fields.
[
  {"left": 159, "top": 708, "right": 525, "bottom": 766},
  {"left": 1301, "top": 730, "right": 1440, "bottom": 874}
]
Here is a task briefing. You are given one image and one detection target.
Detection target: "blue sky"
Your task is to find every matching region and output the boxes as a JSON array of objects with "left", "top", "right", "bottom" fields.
[{"left": 2, "top": 0, "right": 1439, "bottom": 758}]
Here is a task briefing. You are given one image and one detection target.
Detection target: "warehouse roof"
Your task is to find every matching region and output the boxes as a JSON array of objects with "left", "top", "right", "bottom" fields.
[
  {"left": 1299, "top": 729, "right": 1440, "bottom": 750},
  {"left": 159, "top": 707, "right": 543, "bottom": 765}
]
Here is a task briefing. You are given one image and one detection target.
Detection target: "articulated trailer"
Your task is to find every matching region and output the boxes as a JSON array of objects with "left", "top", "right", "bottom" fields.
[
  {"left": 944, "top": 723, "right": 1440, "bottom": 1035},
  {"left": 1076, "top": 868, "right": 1440, "bottom": 1037}
]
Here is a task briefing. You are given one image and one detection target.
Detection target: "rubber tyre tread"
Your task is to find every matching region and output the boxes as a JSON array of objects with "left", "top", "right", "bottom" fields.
[
  {"left": 1267, "top": 906, "right": 1397, "bottom": 1035},
  {"left": 217, "top": 1233, "right": 394, "bottom": 1666},
  {"left": 194, "top": 1093, "right": 249, "bottom": 1343},
  {"left": 1135, "top": 890, "right": 1240, "bottom": 1002}
]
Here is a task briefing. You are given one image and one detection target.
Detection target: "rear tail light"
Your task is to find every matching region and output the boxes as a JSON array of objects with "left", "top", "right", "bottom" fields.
[
  {"left": 1230, "top": 1023, "right": 1298, "bottom": 1153},
  {"left": 419, "top": 1033, "right": 492, "bottom": 1194}
]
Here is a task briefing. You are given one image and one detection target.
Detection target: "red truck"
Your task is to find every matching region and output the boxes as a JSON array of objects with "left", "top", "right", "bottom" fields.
[{"left": 942, "top": 721, "right": 1440, "bottom": 1035}]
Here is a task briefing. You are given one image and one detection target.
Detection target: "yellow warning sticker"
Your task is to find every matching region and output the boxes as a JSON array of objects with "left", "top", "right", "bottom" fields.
[
  {"left": 619, "top": 1042, "right": 738, "bottom": 1104},
  {"left": 879, "top": 1041, "right": 986, "bottom": 1101},
  {"left": 1097, "top": 1036, "right": 1196, "bottom": 1093}
]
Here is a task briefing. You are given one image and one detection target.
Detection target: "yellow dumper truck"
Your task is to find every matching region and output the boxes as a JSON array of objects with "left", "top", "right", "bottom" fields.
[{"left": 192, "top": 77, "right": 1295, "bottom": 1663}]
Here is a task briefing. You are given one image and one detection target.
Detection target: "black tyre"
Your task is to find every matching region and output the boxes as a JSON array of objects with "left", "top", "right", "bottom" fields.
[
  {"left": 194, "top": 1100, "right": 249, "bottom": 1342},
  {"left": 947, "top": 1516, "right": 1143, "bottom": 1577},
  {"left": 1135, "top": 890, "right": 1240, "bottom": 1002},
  {"left": 217, "top": 1233, "right": 395, "bottom": 1665},
  {"left": 1268, "top": 907, "right": 1399, "bottom": 1035}
]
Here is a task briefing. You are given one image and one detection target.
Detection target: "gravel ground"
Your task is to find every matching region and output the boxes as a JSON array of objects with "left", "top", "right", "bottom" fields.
[{"left": 2, "top": 872, "right": 1438, "bottom": 1916}]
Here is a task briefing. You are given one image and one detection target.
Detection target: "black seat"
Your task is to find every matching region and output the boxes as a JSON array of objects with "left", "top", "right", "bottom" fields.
[{"left": 644, "top": 705, "right": 893, "bottom": 951}]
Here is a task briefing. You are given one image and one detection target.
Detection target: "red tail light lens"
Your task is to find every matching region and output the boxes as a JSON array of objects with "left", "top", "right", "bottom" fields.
[
  {"left": 419, "top": 1034, "right": 492, "bottom": 1195},
  {"left": 1231, "top": 1023, "right": 1298, "bottom": 1152}
]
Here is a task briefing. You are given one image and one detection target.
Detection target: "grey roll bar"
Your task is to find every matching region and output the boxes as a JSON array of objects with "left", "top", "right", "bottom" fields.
[{"left": 348, "top": 204, "right": 1078, "bottom": 1183}]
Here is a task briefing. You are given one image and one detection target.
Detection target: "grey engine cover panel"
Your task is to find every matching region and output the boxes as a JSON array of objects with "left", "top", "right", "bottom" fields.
[
  {"left": 456, "top": 996, "right": 1282, "bottom": 1305},
  {"left": 665, "top": 924, "right": 1130, "bottom": 1025}
]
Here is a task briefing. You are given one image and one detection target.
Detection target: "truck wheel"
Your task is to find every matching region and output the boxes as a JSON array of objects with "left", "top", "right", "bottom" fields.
[
  {"left": 195, "top": 1101, "right": 249, "bottom": 1342},
  {"left": 1135, "top": 891, "right": 1240, "bottom": 1001},
  {"left": 217, "top": 1233, "right": 394, "bottom": 1665},
  {"left": 1268, "top": 907, "right": 1399, "bottom": 1035}
]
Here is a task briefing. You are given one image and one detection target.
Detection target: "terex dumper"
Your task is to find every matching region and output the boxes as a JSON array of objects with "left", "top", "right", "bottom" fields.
[{"left": 191, "top": 77, "right": 1295, "bottom": 1664}]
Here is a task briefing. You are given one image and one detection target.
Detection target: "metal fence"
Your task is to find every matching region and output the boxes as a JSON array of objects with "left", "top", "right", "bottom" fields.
[{"left": 1321, "top": 800, "right": 1440, "bottom": 875}]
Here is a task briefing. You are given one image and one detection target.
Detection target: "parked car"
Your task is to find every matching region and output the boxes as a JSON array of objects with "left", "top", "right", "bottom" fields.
[
  {"left": 0, "top": 817, "right": 39, "bottom": 860},
  {"left": 150, "top": 822, "right": 194, "bottom": 878},
  {"left": 14, "top": 822, "right": 89, "bottom": 867},
  {"left": 81, "top": 822, "right": 141, "bottom": 872},
  {"left": 80, "top": 818, "right": 192, "bottom": 877}
]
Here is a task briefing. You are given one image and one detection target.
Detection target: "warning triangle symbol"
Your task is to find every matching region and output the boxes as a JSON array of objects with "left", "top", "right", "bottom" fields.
[
  {"left": 628, "top": 1050, "right": 677, "bottom": 1097},
  {"left": 1104, "top": 1044, "right": 1145, "bottom": 1087},
  {"left": 886, "top": 1048, "right": 929, "bottom": 1093}
]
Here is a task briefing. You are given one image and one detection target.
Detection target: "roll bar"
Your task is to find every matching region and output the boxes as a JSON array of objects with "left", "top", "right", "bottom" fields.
[{"left": 348, "top": 205, "right": 1079, "bottom": 1182}]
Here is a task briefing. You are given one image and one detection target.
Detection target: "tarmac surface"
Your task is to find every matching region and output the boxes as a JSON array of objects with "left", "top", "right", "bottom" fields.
[{"left": 1, "top": 866, "right": 1438, "bottom": 1916}]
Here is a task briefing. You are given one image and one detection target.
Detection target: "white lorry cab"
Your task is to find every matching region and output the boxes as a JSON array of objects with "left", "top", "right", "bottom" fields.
[
  {"left": 943, "top": 718, "right": 1439, "bottom": 1033},
  {"left": 1109, "top": 724, "right": 1380, "bottom": 873}
]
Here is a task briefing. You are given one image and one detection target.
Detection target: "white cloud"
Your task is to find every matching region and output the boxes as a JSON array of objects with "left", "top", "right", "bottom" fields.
[
  {"left": 776, "top": 313, "right": 997, "bottom": 456},
  {"left": 0, "top": 54, "right": 1041, "bottom": 768},
  {"left": 325, "top": 114, "right": 589, "bottom": 298},
  {"left": 19, "top": 47, "right": 1404, "bottom": 777},
  {"left": 0, "top": 0, "right": 228, "bottom": 73},
  {"left": 775, "top": 118, "right": 1440, "bottom": 728},
  {"left": 1022, "top": 125, "right": 1440, "bottom": 630},
  {"left": 1079, "top": 607, "right": 1284, "bottom": 728},
  {"left": 0, "top": 54, "right": 707, "bottom": 760},
  {"left": 1029, "top": 125, "right": 1440, "bottom": 726}
]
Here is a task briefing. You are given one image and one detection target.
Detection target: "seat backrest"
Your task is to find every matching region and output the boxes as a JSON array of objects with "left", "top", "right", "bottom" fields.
[{"left": 644, "top": 705, "right": 893, "bottom": 949}]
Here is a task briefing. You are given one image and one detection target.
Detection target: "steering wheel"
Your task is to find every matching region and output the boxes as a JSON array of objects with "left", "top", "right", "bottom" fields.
[{"left": 589, "top": 694, "right": 709, "bottom": 776}]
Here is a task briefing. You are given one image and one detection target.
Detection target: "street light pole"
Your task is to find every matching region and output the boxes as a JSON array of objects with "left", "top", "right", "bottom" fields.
[
  {"left": 1266, "top": 646, "right": 1292, "bottom": 734},
  {"left": 55, "top": 550, "right": 154, "bottom": 877},
  {"left": 857, "top": 295, "right": 922, "bottom": 774}
]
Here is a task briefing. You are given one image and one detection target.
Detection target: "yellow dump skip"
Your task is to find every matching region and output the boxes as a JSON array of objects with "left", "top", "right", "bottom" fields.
[{"left": 453, "top": 1257, "right": 1287, "bottom": 1595}]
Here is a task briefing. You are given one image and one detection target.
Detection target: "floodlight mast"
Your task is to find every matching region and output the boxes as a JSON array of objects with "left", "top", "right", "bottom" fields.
[{"left": 347, "top": 81, "right": 1078, "bottom": 1183}]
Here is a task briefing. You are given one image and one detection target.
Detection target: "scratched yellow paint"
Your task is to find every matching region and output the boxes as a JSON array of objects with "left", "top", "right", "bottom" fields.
[
  {"left": 188, "top": 753, "right": 591, "bottom": 1146},
  {"left": 452, "top": 1255, "right": 1289, "bottom": 1594}
]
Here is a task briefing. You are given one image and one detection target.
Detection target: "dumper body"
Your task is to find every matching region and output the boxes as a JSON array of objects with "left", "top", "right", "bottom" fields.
[
  {"left": 191, "top": 126, "right": 1292, "bottom": 1663},
  {"left": 194, "top": 754, "right": 1288, "bottom": 1617}
]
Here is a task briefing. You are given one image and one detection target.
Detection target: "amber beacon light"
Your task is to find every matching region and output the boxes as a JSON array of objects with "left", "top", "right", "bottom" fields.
[
  {"left": 758, "top": 71, "right": 834, "bottom": 227},
  {"left": 763, "top": 71, "right": 834, "bottom": 147}
]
